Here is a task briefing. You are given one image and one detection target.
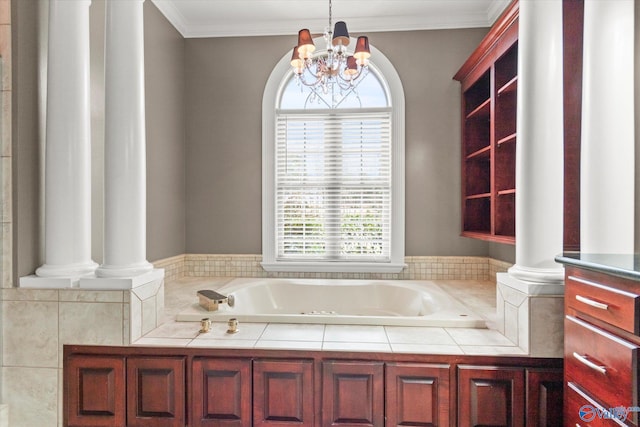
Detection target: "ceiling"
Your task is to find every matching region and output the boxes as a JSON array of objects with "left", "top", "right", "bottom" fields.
[{"left": 150, "top": 0, "right": 511, "bottom": 38}]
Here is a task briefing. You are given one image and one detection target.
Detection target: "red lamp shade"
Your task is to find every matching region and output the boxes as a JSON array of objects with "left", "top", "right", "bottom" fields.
[
  {"left": 297, "top": 29, "right": 316, "bottom": 59},
  {"left": 332, "top": 21, "right": 350, "bottom": 46},
  {"left": 344, "top": 56, "right": 358, "bottom": 76},
  {"left": 290, "top": 46, "right": 304, "bottom": 71},
  {"left": 354, "top": 36, "right": 371, "bottom": 63}
]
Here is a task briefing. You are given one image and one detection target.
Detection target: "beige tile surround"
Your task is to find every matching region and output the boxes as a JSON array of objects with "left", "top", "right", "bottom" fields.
[
  {"left": 158, "top": 253, "right": 511, "bottom": 282},
  {"left": 1, "top": 279, "right": 164, "bottom": 427},
  {"left": 0, "top": 254, "right": 511, "bottom": 426},
  {"left": 0, "top": 2, "right": 12, "bottom": 425}
]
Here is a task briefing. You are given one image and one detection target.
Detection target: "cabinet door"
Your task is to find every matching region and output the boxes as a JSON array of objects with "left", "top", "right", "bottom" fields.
[
  {"left": 458, "top": 365, "right": 525, "bottom": 427},
  {"left": 322, "top": 360, "right": 384, "bottom": 427},
  {"left": 192, "top": 357, "right": 252, "bottom": 427},
  {"left": 386, "top": 362, "right": 450, "bottom": 427},
  {"left": 526, "top": 368, "right": 563, "bottom": 427},
  {"left": 65, "top": 355, "right": 126, "bottom": 427},
  {"left": 254, "top": 359, "right": 314, "bottom": 427},
  {"left": 126, "top": 356, "right": 186, "bottom": 427}
]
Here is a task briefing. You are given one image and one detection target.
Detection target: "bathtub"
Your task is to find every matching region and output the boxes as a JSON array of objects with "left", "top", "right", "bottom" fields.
[{"left": 176, "top": 278, "right": 487, "bottom": 328}]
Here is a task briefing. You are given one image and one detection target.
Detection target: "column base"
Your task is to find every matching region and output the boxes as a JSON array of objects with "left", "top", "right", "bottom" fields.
[
  {"left": 20, "top": 261, "right": 99, "bottom": 287},
  {"left": 95, "top": 260, "right": 154, "bottom": 278},
  {"left": 496, "top": 272, "right": 564, "bottom": 357},
  {"left": 81, "top": 268, "right": 163, "bottom": 290},
  {"left": 507, "top": 264, "right": 564, "bottom": 286}
]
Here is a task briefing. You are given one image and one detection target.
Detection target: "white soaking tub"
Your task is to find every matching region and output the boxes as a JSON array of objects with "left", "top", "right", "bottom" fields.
[{"left": 176, "top": 278, "right": 487, "bottom": 328}]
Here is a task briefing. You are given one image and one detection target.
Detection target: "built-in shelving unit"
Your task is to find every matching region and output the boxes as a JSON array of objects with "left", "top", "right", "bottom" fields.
[{"left": 454, "top": 0, "right": 519, "bottom": 244}]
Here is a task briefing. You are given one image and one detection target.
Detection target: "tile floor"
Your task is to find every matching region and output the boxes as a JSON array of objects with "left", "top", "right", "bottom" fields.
[{"left": 135, "top": 276, "right": 526, "bottom": 356}]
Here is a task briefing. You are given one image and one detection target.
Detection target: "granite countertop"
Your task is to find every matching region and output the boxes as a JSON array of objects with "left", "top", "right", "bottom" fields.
[{"left": 555, "top": 252, "right": 640, "bottom": 281}]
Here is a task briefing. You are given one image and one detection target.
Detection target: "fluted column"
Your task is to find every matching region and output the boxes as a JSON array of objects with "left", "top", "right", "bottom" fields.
[
  {"left": 580, "top": 0, "right": 635, "bottom": 253},
  {"left": 96, "top": 0, "right": 153, "bottom": 278},
  {"left": 507, "top": 0, "right": 564, "bottom": 284},
  {"left": 35, "top": 0, "right": 97, "bottom": 278}
]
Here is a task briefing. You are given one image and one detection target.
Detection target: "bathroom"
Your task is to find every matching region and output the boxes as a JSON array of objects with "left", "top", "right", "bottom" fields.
[{"left": 2, "top": 0, "right": 640, "bottom": 426}]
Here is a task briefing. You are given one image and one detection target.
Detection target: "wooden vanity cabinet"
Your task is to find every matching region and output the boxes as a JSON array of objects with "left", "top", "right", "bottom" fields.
[
  {"left": 253, "top": 359, "right": 315, "bottom": 427},
  {"left": 385, "top": 362, "right": 451, "bottom": 427},
  {"left": 562, "top": 265, "right": 640, "bottom": 426},
  {"left": 322, "top": 360, "right": 384, "bottom": 427},
  {"left": 65, "top": 355, "right": 126, "bottom": 427},
  {"left": 526, "top": 368, "right": 563, "bottom": 427},
  {"left": 457, "top": 365, "right": 525, "bottom": 427},
  {"left": 126, "top": 356, "right": 186, "bottom": 427},
  {"left": 64, "top": 346, "right": 562, "bottom": 427},
  {"left": 191, "top": 357, "right": 252, "bottom": 427}
]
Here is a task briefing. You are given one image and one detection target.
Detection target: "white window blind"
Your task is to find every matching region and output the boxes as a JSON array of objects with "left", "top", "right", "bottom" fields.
[{"left": 275, "top": 110, "right": 392, "bottom": 262}]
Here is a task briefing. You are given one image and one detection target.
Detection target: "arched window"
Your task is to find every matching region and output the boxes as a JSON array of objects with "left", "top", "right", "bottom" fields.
[{"left": 262, "top": 38, "right": 405, "bottom": 273}]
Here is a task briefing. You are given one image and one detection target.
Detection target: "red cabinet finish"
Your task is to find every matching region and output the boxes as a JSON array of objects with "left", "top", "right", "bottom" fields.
[
  {"left": 65, "top": 355, "right": 126, "bottom": 427},
  {"left": 192, "top": 357, "right": 252, "bottom": 427},
  {"left": 126, "top": 356, "right": 186, "bottom": 427},
  {"left": 385, "top": 362, "right": 450, "bottom": 427},
  {"left": 322, "top": 361, "right": 384, "bottom": 427},
  {"left": 63, "top": 345, "right": 562, "bottom": 427},
  {"left": 563, "top": 265, "right": 640, "bottom": 426},
  {"left": 526, "top": 368, "right": 563, "bottom": 427},
  {"left": 253, "top": 359, "right": 314, "bottom": 427},
  {"left": 457, "top": 365, "right": 525, "bottom": 427}
]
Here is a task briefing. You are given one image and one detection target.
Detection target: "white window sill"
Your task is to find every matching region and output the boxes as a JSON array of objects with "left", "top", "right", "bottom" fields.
[{"left": 261, "top": 261, "right": 407, "bottom": 274}]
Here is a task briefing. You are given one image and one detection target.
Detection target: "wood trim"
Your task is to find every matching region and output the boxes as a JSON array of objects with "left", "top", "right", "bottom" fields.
[
  {"left": 453, "top": 0, "right": 520, "bottom": 82},
  {"left": 562, "top": 0, "right": 584, "bottom": 252}
]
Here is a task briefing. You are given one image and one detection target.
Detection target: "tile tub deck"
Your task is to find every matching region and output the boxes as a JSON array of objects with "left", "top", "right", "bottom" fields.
[{"left": 135, "top": 277, "right": 527, "bottom": 356}]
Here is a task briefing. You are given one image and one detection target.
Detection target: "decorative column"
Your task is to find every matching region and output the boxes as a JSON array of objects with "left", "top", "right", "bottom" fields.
[
  {"left": 34, "top": 0, "right": 97, "bottom": 279},
  {"left": 580, "top": 0, "right": 635, "bottom": 254},
  {"left": 96, "top": 0, "right": 153, "bottom": 278},
  {"left": 496, "top": 0, "right": 564, "bottom": 357},
  {"left": 507, "top": 0, "right": 564, "bottom": 284}
]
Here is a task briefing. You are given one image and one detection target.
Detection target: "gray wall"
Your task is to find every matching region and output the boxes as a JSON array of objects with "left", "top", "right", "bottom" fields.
[
  {"left": 144, "top": 1, "right": 186, "bottom": 261},
  {"left": 13, "top": 1, "right": 517, "bottom": 278},
  {"left": 13, "top": 0, "right": 186, "bottom": 277},
  {"left": 184, "top": 28, "right": 512, "bottom": 259},
  {"left": 13, "top": 0, "right": 40, "bottom": 278}
]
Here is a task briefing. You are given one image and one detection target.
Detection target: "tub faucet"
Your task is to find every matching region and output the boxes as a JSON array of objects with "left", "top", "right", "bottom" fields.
[{"left": 197, "top": 290, "right": 230, "bottom": 311}]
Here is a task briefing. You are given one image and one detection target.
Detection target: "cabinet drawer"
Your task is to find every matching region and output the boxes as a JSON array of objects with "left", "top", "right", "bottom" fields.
[
  {"left": 565, "top": 316, "right": 638, "bottom": 412},
  {"left": 565, "top": 270, "right": 640, "bottom": 334},
  {"left": 565, "top": 382, "right": 628, "bottom": 426}
]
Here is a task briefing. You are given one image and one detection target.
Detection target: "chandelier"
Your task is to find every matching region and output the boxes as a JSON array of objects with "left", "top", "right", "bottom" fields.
[{"left": 290, "top": 0, "right": 371, "bottom": 107}]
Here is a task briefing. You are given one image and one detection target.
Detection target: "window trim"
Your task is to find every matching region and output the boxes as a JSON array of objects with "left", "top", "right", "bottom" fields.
[{"left": 262, "top": 38, "right": 406, "bottom": 273}]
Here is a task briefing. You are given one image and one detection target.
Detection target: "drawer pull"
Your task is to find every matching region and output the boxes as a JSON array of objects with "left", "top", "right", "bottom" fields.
[
  {"left": 573, "top": 352, "right": 607, "bottom": 375},
  {"left": 575, "top": 294, "right": 609, "bottom": 310}
]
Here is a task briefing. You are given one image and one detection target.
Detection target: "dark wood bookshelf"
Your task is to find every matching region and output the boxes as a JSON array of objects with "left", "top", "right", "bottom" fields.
[{"left": 454, "top": 0, "right": 519, "bottom": 245}]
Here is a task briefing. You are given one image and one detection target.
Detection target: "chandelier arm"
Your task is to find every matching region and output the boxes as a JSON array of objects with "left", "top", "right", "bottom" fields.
[
  {"left": 297, "top": 71, "right": 323, "bottom": 87},
  {"left": 336, "top": 67, "right": 365, "bottom": 84}
]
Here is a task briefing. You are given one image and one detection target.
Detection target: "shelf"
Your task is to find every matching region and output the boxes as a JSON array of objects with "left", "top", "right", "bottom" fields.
[
  {"left": 466, "top": 145, "right": 491, "bottom": 160},
  {"left": 466, "top": 193, "right": 491, "bottom": 200},
  {"left": 461, "top": 230, "right": 515, "bottom": 245},
  {"left": 497, "top": 76, "right": 518, "bottom": 96},
  {"left": 497, "top": 133, "right": 516, "bottom": 147},
  {"left": 465, "top": 98, "right": 490, "bottom": 120},
  {"left": 455, "top": 4, "right": 518, "bottom": 246}
]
